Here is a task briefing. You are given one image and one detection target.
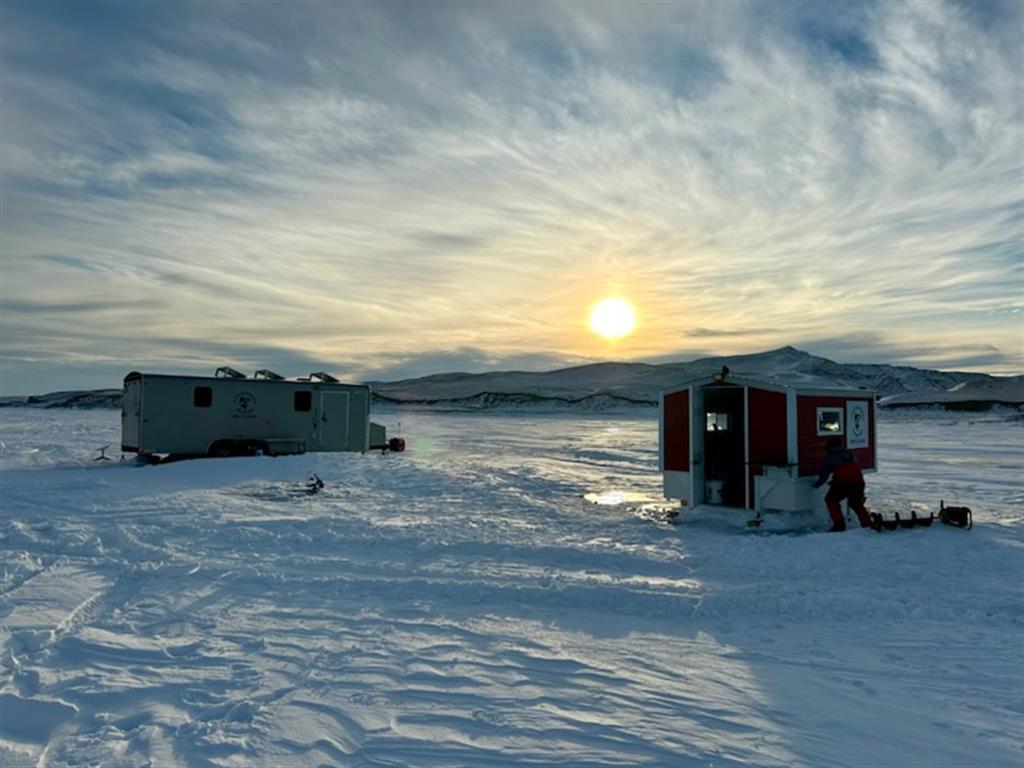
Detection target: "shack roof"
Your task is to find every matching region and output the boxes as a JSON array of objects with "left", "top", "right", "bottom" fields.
[{"left": 662, "top": 373, "right": 874, "bottom": 399}]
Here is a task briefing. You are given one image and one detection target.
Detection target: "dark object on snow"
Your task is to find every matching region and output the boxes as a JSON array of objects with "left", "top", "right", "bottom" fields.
[
  {"left": 637, "top": 505, "right": 680, "bottom": 525},
  {"left": 869, "top": 512, "right": 904, "bottom": 531},
  {"left": 878, "top": 513, "right": 899, "bottom": 531},
  {"left": 369, "top": 436, "right": 406, "bottom": 453},
  {"left": 869, "top": 510, "right": 943, "bottom": 532},
  {"left": 94, "top": 444, "right": 112, "bottom": 461},
  {"left": 939, "top": 500, "right": 972, "bottom": 530},
  {"left": 305, "top": 474, "right": 325, "bottom": 494}
]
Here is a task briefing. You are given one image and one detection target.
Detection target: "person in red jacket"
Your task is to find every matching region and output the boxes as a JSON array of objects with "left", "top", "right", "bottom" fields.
[{"left": 812, "top": 437, "right": 870, "bottom": 532}]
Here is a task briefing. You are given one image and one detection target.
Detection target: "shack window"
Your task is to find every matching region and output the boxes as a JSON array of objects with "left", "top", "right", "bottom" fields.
[
  {"left": 294, "top": 390, "right": 312, "bottom": 412},
  {"left": 706, "top": 412, "right": 730, "bottom": 432},
  {"left": 193, "top": 386, "right": 213, "bottom": 408},
  {"left": 816, "top": 407, "right": 844, "bottom": 435}
]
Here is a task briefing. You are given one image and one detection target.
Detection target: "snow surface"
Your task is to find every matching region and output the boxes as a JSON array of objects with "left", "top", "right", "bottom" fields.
[{"left": 1, "top": 407, "right": 1022, "bottom": 767}]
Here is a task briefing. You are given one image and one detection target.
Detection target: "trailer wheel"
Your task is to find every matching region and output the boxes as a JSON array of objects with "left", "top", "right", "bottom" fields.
[{"left": 209, "top": 441, "right": 234, "bottom": 458}]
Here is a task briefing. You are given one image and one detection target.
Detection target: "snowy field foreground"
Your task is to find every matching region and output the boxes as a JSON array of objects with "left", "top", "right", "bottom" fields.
[{"left": 1, "top": 408, "right": 1022, "bottom": 768}]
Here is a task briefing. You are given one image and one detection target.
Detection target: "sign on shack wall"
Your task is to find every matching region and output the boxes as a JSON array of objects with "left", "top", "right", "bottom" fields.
[{"left": 846, "top": 400, "right": 869, "bottom": 449}]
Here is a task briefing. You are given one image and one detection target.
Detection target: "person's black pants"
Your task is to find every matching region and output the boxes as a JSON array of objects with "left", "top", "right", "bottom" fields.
[{"left": 825, "top": 482, "right": 869, "bottom": 528}]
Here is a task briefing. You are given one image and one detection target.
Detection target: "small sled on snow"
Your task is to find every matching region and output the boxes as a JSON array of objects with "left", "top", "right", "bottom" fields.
[
  {"left": 869, "top": 501, "right": 973, "bottom": 532},
  {"left": 304, "top": 473, "right": 325, "bottom": 495}
]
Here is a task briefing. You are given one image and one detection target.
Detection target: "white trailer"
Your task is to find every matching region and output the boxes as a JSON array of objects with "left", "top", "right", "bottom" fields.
[{"left": 121, "top": 368, "right": 397, "bottom": 459}]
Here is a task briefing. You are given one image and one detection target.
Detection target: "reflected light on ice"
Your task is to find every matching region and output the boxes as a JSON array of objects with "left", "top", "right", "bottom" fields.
[{"left": 583, "top": 490, "right": 656, "bottom": 506}]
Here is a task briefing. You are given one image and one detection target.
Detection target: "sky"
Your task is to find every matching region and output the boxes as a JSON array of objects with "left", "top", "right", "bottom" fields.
[{"left": 1, "top": 1, "right": 1022, "bottom": 394}]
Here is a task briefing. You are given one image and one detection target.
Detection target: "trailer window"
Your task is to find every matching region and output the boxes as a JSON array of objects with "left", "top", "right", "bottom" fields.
[
  {"left": 193, "top": 386, "right": 213, "bottom": 408},
  {"left": 706, "top": 412, "right": 730, "bottom": 432},
  {"left": 816, "top": 408, "right": 844, "bottom": 435},
  {"left": 294, "top": 390, "right": 312, "bottom": 412}
]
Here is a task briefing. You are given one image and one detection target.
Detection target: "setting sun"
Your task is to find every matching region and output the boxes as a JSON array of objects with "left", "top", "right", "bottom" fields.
[{"left": 589, "top": 298, "right": 636, "bottom": 339}]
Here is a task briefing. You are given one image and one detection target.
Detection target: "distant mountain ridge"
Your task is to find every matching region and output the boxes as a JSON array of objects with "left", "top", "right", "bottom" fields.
[
  {"left": 367, "top": 346, "right": 1010, "bottom": 406},
  {"left": 0, "top": 389, "right": 124, "bottom": 409},
  {"left": 5, "top": 347, "right": 1019, "bottom": 410}
]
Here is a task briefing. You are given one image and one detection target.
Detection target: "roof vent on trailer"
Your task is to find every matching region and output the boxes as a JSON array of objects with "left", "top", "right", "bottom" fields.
[
  {"left": 253, "top": 369, "right": 285, "bottom": 380},
  {"left": 308, "top": 371, "right": 340, "bottom": 383},
  {"left": 215, "top": 366, "right": 247, "bottom": 379}
]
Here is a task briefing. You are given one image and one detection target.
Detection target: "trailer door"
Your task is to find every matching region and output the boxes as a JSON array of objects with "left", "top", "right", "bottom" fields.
[
  {"left": 121, "top": 377, "right": 143, "bottom": 451},
  {"left": 318, "top": 392, "right": 351, "bottom": 450}
]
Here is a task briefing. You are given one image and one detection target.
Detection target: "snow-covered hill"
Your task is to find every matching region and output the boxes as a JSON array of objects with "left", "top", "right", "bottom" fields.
[
  {"left": 3, "top": 347, "right": 1017, "bottom": 410},
  {"left": 881, "top": 375, "right": 1024, "bottom": 408},
  {"left": 0, "top": 389, "right": 123, "bottom": 409},
  {"left": 368, "top": 346, "right": 1008, "bottom": 407}
]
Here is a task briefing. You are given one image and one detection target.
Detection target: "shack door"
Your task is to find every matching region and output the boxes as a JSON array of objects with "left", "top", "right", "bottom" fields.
[
  {"left": 702, "top": 385, "right": 746, "bottom": 507},
  {"left": 318, "top": 392, "right": 351, "bottom": 451}
]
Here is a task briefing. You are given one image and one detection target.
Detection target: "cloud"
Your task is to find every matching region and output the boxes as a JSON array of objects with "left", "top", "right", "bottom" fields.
[
  {"left": 360, "top": 347, "right": 588, "bottom": 383},
  {"left": 1, "top": 1, "right": 1021, "bottom": 393},
  {"left": 799, "top": 332, "right": 1015, "bottom": 371},
  {"left": 3, "top": 298, "right": 156, "bottom": 315},
  {"left": 684, "top": 327, "right": 782, "bottom": 338},
  {"left": 0, "top": 336, "right": 343, "bottom": 396}
]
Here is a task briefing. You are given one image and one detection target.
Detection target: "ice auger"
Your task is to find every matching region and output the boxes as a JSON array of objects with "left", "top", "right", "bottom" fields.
[{"left": 869, "top": 500, "right": 973, "bottom": 532}]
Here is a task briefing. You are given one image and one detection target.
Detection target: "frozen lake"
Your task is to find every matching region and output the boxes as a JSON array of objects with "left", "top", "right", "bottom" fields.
[{"left": 1, "top": 407, "right": 1022, "bottom": 766}]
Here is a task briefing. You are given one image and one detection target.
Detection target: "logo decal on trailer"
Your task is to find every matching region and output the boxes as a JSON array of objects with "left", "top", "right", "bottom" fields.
[
  {"left": 846, "top": 401, "right": 868, "bottom": 449},
  {"left": 234, "top": 392, "right": 256, "bottom": 416}
]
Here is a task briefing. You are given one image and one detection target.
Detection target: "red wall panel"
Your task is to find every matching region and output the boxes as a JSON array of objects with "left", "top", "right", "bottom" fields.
[
  {"left": 748, "top": 388, "right": 788, "bottom": 468},
  {"left": 796, "top": 395, "right": 875, "bottom": 476},
  {"left": 663, "top": 390, "right": 689, "bottom": 471},
  {"left": 747, "top": 387, "right": 789, "bottom": 508}
]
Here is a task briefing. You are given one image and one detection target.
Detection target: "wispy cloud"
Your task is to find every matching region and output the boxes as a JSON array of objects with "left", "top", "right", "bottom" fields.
[
  {"left": 800, "top": 332, "right": 1015, "bottom": 371},
  {"left": 684, "top": 327, "right": 783, "bottom": 338},
  {"left": 1, "top": 1, "right": 1021, "bottom": 393},
  {"left": 362, "top": 347, "right": 589, "bottom": 383}
]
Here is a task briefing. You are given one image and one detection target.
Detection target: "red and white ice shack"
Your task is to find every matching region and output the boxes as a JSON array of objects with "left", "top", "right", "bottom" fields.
[{"left": 659, "top": 371, "right": 876, "bottom": 514}]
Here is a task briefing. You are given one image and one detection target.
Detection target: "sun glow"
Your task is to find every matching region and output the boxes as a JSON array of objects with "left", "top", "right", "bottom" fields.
[{"left": 589, "top": 298, "right": 636, "bottom": 339}]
